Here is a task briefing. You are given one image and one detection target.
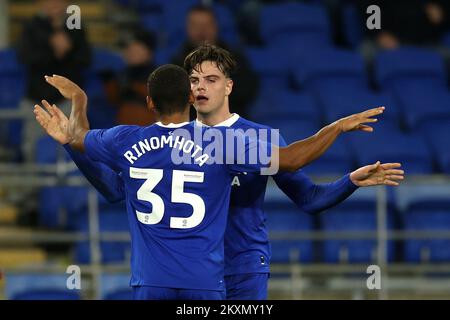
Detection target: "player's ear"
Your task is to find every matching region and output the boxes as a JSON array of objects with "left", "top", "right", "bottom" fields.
[
  {"left": 147, "top": 96, "right": 155, "bottom": 112},
  {"left": 225, "top": 79, "right": 233, "bottom": 96},
  {"left": 188, "top": 91, "right": 195, "bottom": 104}
]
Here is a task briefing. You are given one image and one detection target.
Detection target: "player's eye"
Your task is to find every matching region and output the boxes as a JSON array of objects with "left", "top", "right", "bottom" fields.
[{"left": 190, "top": 79, "right": 199, "bottom": 84}]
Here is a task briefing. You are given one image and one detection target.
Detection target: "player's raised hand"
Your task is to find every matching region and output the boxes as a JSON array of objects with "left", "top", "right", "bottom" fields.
[
  {"left": 350, "top": 161, "right": 405, "bottom": 187},
  {"left": 33, "top": 100, "right": 71, "bottom": 145},
  {"left": 44, "top": 74, "right": 85, "bottom": 100},
  {"left": 337, "top": 106, "right": 385, "bottom": 133}
]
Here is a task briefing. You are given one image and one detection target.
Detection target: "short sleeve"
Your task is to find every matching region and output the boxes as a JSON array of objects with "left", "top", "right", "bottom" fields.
[{"left": 84, "top": 127, "right": 122, "bottom": 170}]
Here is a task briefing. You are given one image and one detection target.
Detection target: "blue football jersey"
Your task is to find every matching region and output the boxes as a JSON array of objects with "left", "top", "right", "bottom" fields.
[
  {"left": 205, "top": 115, "right": 358, "bottom": 277},
  {"left": 195, "top": 115, "right": 279, "bottom": 276},
  {"left": 83, "top": 121, "right": 270, "bottom": 291}
]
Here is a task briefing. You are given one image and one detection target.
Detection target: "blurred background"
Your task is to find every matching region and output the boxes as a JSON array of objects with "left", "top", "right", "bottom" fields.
[{"left": 1, "top": 0, "right": 450, "bottom": 300}]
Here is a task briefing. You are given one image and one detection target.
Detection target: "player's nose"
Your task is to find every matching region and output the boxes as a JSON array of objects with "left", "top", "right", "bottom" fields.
[
  {"left": 197, "top": 78, "right": 208, "bottom": 89},
  {"left": 196, "top": 83, "right": 206, "bottom": 92}
]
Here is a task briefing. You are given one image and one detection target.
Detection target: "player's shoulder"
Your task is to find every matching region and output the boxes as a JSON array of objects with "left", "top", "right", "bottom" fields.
[
  {"left": 233, "top": 117, "right": 274, "bottom": 131},
  {"left": 96, "top": 125, "right": 144, "bottom": 145},
  {"left": 107, "top": 124, "right": 142, "bottom": 136},
  {"left": 233, "top": 117, "right": 286, "bottom": 146}
]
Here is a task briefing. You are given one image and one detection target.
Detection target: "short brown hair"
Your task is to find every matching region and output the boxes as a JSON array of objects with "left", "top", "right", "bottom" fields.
[{"left": 184, "top": 44, "right": 237, "bottom": 78}]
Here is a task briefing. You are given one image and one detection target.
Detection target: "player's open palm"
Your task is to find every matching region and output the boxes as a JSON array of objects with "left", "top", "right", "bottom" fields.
[
  {"left": 350, "top": 161, "right": 405, "bottom": 187},
  {"left": 338, "top": 106, "right": 385, "bottom": 132},
  {"left": 45, "top": 74, "right": 85, "bottom": 100},
  {"left": 34, "top": 100, "right": 71, "bottom": 145}
]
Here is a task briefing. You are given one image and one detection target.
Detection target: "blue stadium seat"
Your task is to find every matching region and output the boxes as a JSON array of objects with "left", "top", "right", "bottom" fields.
[
  {"left": 5, "top": 274, "right": 81, "bottom": 300},
  {"left": 74, "top": 204, "right": 130, "bottom": 264},
  {"left": 265, "top": 202, "right": 314, "bottom": 263},
  {"left": 319, "top": 89, "right": 400, "bottom": 126},
  {"left": 0, "top": 49, "right": 26, "bottom": 153},
  {"left": 302, "top": 138, "right": 355, "bottom": 176},
  {"left": 260, "top": 2, "right": 331, "bottom": 48},
  {"left": 0, "top": 117, "right": 23, "bottom": 159},
  {"left": 319, "top": 198, "right": 396, "bottom": 263},
  {"left": 262, "top": 118, "right": 319, "bottom": 144},
  {"left": 115, "top": 0, "right": 163, "bottom": 11},
  {"left": 86, "top": 102, "right": 118, "bottom": 129},
  {"left": 250, "top": 90, "right": 321, "bottom": 125},
  {"left": 347, "top": 122, "right": 434, "bottom": 174},
  {"left": 84, "top": 48, "right": 125, "bottom": 101},
  {"left": 81, "top": 48, "right": 124, "bottom": 128},
  {"left": 403, "top": 200, "right": 450, "bottom": 262},
  {"left": 396, "top": 184, "right": 450, "bottom": 263},
  {"left": 104, "top": 289, "right": 133, "bottom": 300},
  {"left": 39, "top": 186, "right": 88, "bottom": 229},
  {"left": 35, "top": 136, "right": 72, "bottom": 164},
  {"left": 154, "top": 48, "right": 172, "bottom": 65},
  {"left": 0, "top": 48, "right": 25, "bottom": 109},
  {"left": 374, "top": 47, "right": 447, "bottom": 94},
  {"left": 13, "top": 290, "right": 80, "bottom": 300},
  {"left": 36, "top": 136, "right": 89, "bottom": 229},
  {"left": 342, "top": 3, "right": 363, "bottom": 48},
  {"left": 136, "top": 0, "right": 164, "bottom": 12},
  {"left": 442, "top": 31, "right": 450, "bottom": 47},
  {"left": 293, "top": 48, "right": 368, "bottom": 93},
  {"left": 393, "top": 88, "right": 450, "bottom": 130},
  {"left": 214, "top": 4, "right": 239, "bottom": 46},
  {"left": 421, "top": 120, "right": 450, "bottom": 173},
  {"left": 83, "top": 74, "right": 106, "bottom": 105},
  {"left": 140, "top": 12, "right": 163, "bottom": 35},
  {"left": 101, "top": 274, "right": 132, "bottom": 300},
  {"left": 260, "top": 119, "right": 354, "bottom": 175},
  {"left": 90, "top": 48, "right": 126, "bottom": 74},
  {"left": 161, "top": 0, "right": 200, "bottom": 49},
  {"left": 244, "top": 47, "right": 291, "bottom": 91}
]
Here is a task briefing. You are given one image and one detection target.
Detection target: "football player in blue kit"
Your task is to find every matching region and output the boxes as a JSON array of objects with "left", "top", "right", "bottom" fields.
[
  {"left": 34, "top": 48, "right": 402, "bottom": 300},
  {"left": 184, "top": 45, "right": 403, "bottom": 300}
]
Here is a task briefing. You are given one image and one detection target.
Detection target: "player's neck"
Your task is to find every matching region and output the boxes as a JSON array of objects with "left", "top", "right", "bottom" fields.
[
  {"left": 158, "top": 109, "right": 190, "bottom": 125},
  {"left": 197, "top": 103, "right": 232, "bottom": 127}
]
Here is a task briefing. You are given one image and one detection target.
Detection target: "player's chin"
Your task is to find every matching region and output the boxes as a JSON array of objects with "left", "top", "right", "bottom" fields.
[{"left": 193, "top": 102, "right": 212, "bottom": 113}]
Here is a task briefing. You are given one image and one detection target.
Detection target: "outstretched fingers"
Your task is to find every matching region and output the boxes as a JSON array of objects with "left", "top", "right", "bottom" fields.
[
  {"left": 384, "top": 174, "right": 404, "bottom": 181},
  {"left": 361, "top": 106, "right": 385, "bottom": 118},
  {"left": 51, "top": 103, "right": 67, "bottom": 122},
  {"left": 44, "top": 75, "right": 65, "bottom": 90},
  {"left": 383, "top": 179, "right": 400, "bottom": 186},
  {"left": 41, "top": 100, "right": 55, "bottom": 116},
  {"left": 381, "top": 162, "right": 402, "bottom": 170},
  {"left": 34, "top": 104, "right": 50, "bottom": 121},
  {"left": 357, "top": 124, "right": 374, "bottom": 132},
  {"left": 384, "top": 169, "right": 404, "bottom": 175},
  {"left": 34, "top": 104, "right": 50, "bottom": 128}
]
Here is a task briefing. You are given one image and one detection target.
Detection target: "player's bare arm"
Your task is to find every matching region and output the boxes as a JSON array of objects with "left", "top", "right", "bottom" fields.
[
  {"left": 277, "top": 106, "right": 385, "bottom": 172},
  {"left": 44, "top": 75, "right": 89, "bottom": 152}
]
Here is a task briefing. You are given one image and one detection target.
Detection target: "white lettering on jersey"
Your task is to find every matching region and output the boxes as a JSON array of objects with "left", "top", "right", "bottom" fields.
[
  {"left": 123, "top": 134, "right": 209, "bottom": 166},
  {"left": 231, "top": 176, "right": 241, "bottom": 186}
]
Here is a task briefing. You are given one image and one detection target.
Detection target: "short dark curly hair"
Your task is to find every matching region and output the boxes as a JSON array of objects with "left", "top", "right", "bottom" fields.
[
  {"left": 183, "top": 44, "right": 237, "bottom": 78},
  {"left": 147, "top": 64, "right": 191, "bottom": 115}
]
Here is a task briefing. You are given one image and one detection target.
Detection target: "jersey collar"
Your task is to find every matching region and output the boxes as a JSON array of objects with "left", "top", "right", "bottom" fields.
[
  {"left": 195, "top": 113, "right": 240, "bottom": 128},
  {"left": 155, "top": 121, "right": 190, "bottom": 128}
]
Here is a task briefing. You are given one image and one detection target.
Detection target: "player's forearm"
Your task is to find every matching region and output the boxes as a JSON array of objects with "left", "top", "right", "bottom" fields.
[
  {"left": 278, "top": 121, "right": 342, "bottom": 172},
  {"left": 300, "top": 174, "right": 358, "bottom": 214},
  {"left": 275, "top": 169, "right": 358, "bottom": 214},
  {"left": 68, "top": 92, "right": 90, "bottom": 152}
]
